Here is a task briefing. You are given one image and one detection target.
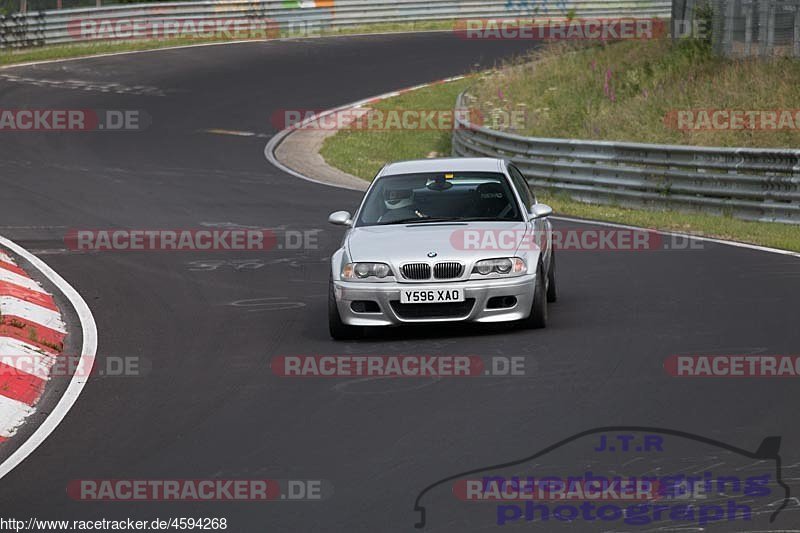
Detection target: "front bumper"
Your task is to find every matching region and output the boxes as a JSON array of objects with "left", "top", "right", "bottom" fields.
[{"left": 333, "top": 274, "right": 536, "bottom": 326}]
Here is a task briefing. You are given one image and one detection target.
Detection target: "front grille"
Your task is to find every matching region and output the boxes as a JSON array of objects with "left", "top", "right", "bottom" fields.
[
  {"left": 434, "top": 262, "right": 464, "bottom": 279},
  {"left": 401, "top": 263, "right": 431, "bottom": 280},
  {"left": 390, "top": 299, "right": 476, "bottom": 320}
]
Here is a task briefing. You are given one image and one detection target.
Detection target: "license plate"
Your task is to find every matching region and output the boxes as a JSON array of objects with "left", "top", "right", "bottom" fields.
[{"left": 400, "top": 288, "right": 464, "bottom": 304}]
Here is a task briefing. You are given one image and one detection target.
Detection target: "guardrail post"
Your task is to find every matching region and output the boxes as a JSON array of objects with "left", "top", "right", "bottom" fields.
[
  {"left": 722, "top": 0, "right": 735, "bottom": 55},
  {"left": 672, "top": 0, "right": 685, "bottom": 40},
  {"left": 767, "top": 0, "right": 776, "bottom": 53},
  {"left": 744, "top": 0, "right": 754, "bottom": 55},
  {"left": 794, "top": 1, "right": 800, "bottom": 57},
  {"left": 685, "top": 0, "right": 697, "bottom": 35},
  {"left": 758, "top": 0, "right": 770, "bottom": 56}
]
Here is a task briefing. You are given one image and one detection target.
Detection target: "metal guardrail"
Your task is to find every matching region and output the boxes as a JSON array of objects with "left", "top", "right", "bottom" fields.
[
  {"left": 713, "top": 0, "right": 800, "bottom": 58},
  {"left": 452, "top": 92, "right": 800, "bottom": 223},
  {"left": 0, "top": 0, "right": 671, "bottom": 48}
]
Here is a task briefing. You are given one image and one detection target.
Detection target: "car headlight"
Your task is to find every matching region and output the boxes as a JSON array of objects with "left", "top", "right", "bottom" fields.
[
  {"left": 472, "top": 257, "right": 526, "bottom": 276},
  {"left": 342, "top": 262, "right": 393, "bottom": 280}
]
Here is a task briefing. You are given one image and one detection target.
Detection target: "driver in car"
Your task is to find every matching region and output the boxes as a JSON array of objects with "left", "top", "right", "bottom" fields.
[{"left": 377, "top": 188, "right": 423, "bottom": 224}]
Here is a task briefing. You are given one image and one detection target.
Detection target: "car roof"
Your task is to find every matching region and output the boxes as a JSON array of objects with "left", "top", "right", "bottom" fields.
[{"left": 379, "top": 157, "right": 504, "bottom": 177}]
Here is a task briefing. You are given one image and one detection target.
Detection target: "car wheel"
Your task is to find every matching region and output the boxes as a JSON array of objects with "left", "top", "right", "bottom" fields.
[
  {"left": 546, "top": 249, "right": 557, "bottom": 303},
  {"left": 329, "top": 277, "right": 363, "bottom": 340},
  {"left": 523, "top": 263, "right": 547, "bottom": 329}
]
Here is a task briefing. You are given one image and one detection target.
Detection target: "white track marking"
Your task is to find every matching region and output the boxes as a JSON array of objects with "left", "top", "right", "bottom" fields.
[
  {"left": 264, "top": 81, "right": 800, "bottom": 260},
  {"left": 264, "top": 75, "right": 465, "bottom": 190},
  {"left": 0, "top": 396, "right": 35, "bottom": 439},
  {"left": 0, "top": 266, "right": 49, "bottom": 294},
  {"left": 0, "top": 296, "right": 66, "bottom": 333},
  {"left": 0, "top": 236, "right": 97, "bottom": 480},
  {"left": 202, "top": 128, "right": 257, "bottom": 137},
  {"left": 0, "top": 74, "right": 165, "bottom": 96}
]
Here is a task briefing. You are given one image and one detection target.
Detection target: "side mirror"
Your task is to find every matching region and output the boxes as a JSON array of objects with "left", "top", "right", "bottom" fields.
[
  {"left": 529, "top": 203, "right": 553, "bottom": 220},
  {"left": 328, "top": 211, "right": 353, "bottom": 226}
]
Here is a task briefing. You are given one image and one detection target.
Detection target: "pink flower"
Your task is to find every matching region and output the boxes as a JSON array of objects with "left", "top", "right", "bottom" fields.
[{"left": 603, "top": 69, "right": 614, "bottom": 101}]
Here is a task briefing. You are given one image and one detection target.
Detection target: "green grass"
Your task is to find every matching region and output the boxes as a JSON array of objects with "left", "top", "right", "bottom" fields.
[
  {"left": 327, "top": 19, "right": 456, "bottom": 35},
  {"left": 469, "top": 39, "right": 800, "bottom": 148},
  {"left": 320, "top": 77, "right": 472, "bottom": 180},
  {"left": 320, "top": 75, "right": 800, "bottom": 253},
  {"left": 0, "top": 20, "right": 455, "bottom": 67}
]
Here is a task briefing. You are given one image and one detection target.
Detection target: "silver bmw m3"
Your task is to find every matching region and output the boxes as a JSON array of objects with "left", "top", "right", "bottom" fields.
[{"left": 327, "top": 157, "right": 556, "bottom": 339}]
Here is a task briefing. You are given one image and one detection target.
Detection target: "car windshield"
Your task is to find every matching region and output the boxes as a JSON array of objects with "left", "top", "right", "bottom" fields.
[{"left": 356, "top": 172, "right": 521, "bottom": 227}]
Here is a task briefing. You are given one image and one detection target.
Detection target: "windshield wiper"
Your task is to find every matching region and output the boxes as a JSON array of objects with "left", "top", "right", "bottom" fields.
[
  {"left": 377, "top": 216, "right": 518, "bottom": 226},
  {"left": 377, "top": 217, "right": 461, "bottom": 225},
  {"left": 456, "top": 217, "right": 516, "bottom": 222}
]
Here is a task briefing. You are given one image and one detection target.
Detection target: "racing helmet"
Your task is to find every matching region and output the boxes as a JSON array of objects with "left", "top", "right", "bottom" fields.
[{"left": 384, "top": 188, "right": 414, "bottom": 210}]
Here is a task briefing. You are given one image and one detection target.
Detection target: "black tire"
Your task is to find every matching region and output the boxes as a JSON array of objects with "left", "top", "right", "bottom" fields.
[
  {"left": 523, "top": 263, "right": 548, "bottom": 329},
  {"left": 328, "top": 278, "right": 363, "bottom": 340},
  {"left": 546, "top": 249, "right": 557, "bottom": 303}
]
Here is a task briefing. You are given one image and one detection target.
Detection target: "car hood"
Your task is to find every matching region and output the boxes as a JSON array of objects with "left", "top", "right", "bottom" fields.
[{"left": 346, "top": 221, "right": 531, "bottom": 264}]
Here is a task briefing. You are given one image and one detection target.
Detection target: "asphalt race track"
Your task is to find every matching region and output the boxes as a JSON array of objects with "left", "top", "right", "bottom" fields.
[{"left": 0, "top": 32, "right": 799, "bottom": 531}]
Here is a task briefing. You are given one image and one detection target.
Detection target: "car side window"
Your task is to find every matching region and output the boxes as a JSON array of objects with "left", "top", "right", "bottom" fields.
[{"left": 508, "top": 165, "right": 535, "bottom": 207}]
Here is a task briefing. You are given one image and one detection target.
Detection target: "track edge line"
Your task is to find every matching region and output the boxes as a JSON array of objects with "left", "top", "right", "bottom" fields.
[{"left": 0, "top": 235, "right": 98, "bottom": 480}]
